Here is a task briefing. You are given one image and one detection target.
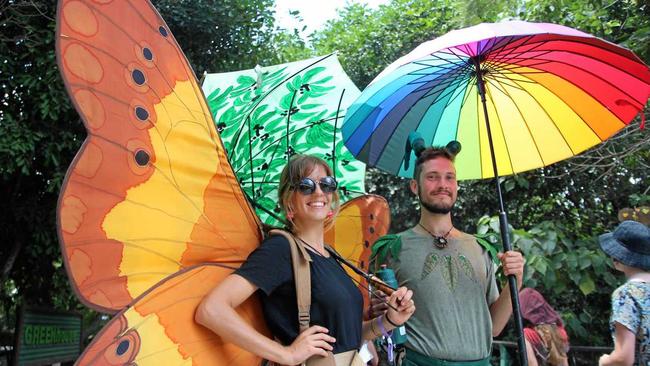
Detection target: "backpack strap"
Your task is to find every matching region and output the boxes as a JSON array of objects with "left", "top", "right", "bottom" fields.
[{"left": 269, "top": 229, "right": 312, "bottom": 333}]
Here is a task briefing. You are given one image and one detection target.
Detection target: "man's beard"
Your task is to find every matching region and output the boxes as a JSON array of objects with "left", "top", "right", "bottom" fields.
[{"left": 418, "top": 187, "right": 455, "bottom": 214}]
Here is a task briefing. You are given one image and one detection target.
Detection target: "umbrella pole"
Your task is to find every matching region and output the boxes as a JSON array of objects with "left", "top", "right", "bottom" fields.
[{"left": 474, "top": 60, "right": 528, "bottom": 366}]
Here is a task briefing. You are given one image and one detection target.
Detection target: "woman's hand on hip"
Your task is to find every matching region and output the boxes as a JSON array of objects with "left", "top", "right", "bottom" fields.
[{"left": 283, "top": 325, "right": 335, "bottom": 365}]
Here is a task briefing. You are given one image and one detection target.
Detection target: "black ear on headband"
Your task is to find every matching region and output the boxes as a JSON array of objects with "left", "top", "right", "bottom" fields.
[
  {"left": 445, "top": 140, "right": 462, "bottom": 156},
  {"left": 404, "top": 132, "right": 426, "bottom": 170}
]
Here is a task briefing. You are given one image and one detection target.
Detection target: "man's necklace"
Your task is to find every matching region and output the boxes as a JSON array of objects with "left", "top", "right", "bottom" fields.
[{"left": 417, "top": 223, "right": 453, "bottom": 249}]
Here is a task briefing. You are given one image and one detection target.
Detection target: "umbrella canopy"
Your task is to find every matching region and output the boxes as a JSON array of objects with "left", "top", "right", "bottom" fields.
[
  {"left": 342, "top": 20, "right": 650, "bottom": 179},
  {"left": 202, "top": 54, "right": 366, "bottom": 226}
]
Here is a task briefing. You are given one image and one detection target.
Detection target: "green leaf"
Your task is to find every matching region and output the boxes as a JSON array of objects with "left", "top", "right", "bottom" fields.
[
  {"left": 578, "top": 275, "right": 595, "bottom": 295},
  {"left": 299, "top": 103, "right": 322, "bottom": 110},
  {"left": 236, "top": 75, "right": 256, "bottom": 86},
  {"left": 312, "top": 75, "right": 334, "bottom": 85},
  {"left": 302, "top": 66, "right": 326, "bottom": 82}
]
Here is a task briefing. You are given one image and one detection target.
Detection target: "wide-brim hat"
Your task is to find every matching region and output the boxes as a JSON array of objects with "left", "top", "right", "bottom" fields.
[{"left": 599, "top": 220, "right": 650, "bottom": 270}]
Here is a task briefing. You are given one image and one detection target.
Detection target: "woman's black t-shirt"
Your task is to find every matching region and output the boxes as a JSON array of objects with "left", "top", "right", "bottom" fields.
[{"left": 234, "top": 234, "right": 363, "bottom": 353}]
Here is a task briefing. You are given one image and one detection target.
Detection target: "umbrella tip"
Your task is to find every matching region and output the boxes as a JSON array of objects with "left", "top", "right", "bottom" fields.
[{"left": 254, "top": 65, "right": 264, "bottom": 88}]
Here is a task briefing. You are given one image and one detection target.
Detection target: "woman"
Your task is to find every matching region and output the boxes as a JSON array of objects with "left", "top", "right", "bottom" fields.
[
  {"left": 598, "top": 220, "right": 650, "bottom": 366},
  {"left": 196, "top": 155, "right": 415, "bottom": 365},
  {"left": 519, "top": 288, "right": 569, "bottom": 366}
]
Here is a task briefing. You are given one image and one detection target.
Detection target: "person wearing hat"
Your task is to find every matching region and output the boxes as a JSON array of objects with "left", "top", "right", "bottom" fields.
[{"left": 598, "top": 220, "right": 650, "bottom": 366}]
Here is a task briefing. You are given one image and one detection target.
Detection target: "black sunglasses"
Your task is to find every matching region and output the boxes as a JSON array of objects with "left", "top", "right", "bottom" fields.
[{"left": 292, "top": 176, "right": 338, "bottom": 195}]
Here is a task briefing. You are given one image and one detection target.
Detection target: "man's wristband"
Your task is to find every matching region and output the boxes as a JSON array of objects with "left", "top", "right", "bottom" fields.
[{"left": 384, "top": 312, "right": 401, "bottom": 328}]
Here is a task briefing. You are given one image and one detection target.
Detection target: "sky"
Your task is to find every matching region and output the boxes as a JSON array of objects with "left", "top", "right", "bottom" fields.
[{"left": 274, "top": 0, "right": 390, "bottom": 39}]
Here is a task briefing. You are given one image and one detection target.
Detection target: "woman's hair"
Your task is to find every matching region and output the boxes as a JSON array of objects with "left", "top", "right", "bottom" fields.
[{"left": 277, "top": 154, "right": 340, "bottom": 232}]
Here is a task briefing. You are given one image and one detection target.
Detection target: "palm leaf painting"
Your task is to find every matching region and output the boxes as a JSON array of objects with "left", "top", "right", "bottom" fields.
[{"left": 202, "top": 54, "right": 366, "bottom": 226}]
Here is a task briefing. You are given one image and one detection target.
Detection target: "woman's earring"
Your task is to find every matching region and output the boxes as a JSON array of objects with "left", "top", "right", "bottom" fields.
[
  {"left": 286, "top": 211, "right": 294, "bottom": 219},
  {"left": 326, "top": 210, "right": 333, "bottom": 219}
]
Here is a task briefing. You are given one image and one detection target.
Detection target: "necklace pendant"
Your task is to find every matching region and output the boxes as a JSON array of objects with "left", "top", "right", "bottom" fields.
[
  {"left": 434, "top": 236, "right": 448, "bottom": 249},
  {"left": 418, "top": 223, "right": 452, "bottom": 249}
]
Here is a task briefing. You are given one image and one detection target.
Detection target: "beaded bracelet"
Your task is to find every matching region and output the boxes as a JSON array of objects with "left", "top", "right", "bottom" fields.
[{"left": 369, "top": 317, "right": 380, "bottom": 337}]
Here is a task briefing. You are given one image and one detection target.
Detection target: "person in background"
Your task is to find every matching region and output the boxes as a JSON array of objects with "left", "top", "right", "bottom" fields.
[
  {"left": 519, "top": 288, "right": 569, "bottom": 366},
  {"left": 598, "top": 220, "right": 650, "bottom": 366}
]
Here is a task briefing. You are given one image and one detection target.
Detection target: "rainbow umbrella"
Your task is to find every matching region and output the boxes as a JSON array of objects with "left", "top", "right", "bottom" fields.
[
  {"left": 343, "top": 21, "right": 650, "bottom": 180},
  {"left": 342, "top": 20, "right": 650, "bottom": 365}
]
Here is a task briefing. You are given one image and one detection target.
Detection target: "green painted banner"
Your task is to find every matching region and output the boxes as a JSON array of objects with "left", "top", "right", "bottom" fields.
[{"left": 14, "top": 308, "right": 81, "bottom": 366}]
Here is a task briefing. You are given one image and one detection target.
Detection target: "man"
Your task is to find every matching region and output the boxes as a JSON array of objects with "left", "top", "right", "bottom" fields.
[{"left": 371, "top": 147, "right": 525, "bottom": 366}]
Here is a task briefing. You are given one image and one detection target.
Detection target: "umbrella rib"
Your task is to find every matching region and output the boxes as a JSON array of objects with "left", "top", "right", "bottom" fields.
[
  {"left": 453, "top": 81, "right": 474, "bottom": 144},
  {"left": 412, "top": 64, "right": 472, "bottom": 115},
  {"left": 480, "top": 33, "right": 505, "bottom": 56},
  {"left": 430, "top": 78, "right": 473, "bottom": 144},
  {"left": 245, "top": 114, "right": 256, "bottom": 199},
  {"left": 406, "top": 71, "right": 473, "bottom": 161},
  {"left": 332, "top": 89, "right": 346, "bottom": 179},
  {"left": 487, "top": 41, "right": 646, "bottom": 113},
  {"left": 485, "top": 77, "right": 548, "bottom": 167},
  {"left": 482, "top": 83, "right": 517, "bottom": 175},
  {"left": 407, "top": 64, "right": 464, "bottom": 78},
  {"left": 427, "top": 51, "right": 472, "bottom": 68},
  {"left": 439, "top": 46, "right": 473, "bottom": 66},
  {"left": 411, "top": 59, "right": 467, "bottom": 70},
  {"left": 375, "top": 68, "right": 469, "bottom": 169},
  {"left": 421, "top": 72, "right": 473, "bottom": 110},
  {"left": 485, "top": 72, "right": 528, "bottom": 92},
  {"left": 488, "top": 73, "right": 539, "bottom": 88},
  {"left": 417, "top": 65, "right": 472, "bottom": 96},
  {"left": 486, "top": 73, "right": 579, "bottom": 156},
  {"left": 472, "top": 73, "right": 485, "bottom": 179},
  {"left": 490, "top": 37, "right": 650, "bottom": 89},
  {"left": 487, "top": 35, "right": 539, "bottom": 64},
  {"left": 415, "top": 75, "right": 472, "bottom": 144},
  {"left": 347, "top": 61, "right": 469, "bottom": 154},
  {"left": 405, "top": 60, "right": 469, "bottom": 83},
  {"left": 495, "top": 59, "right": 557, "bottom": 73},
  {"left": 524, "top": 57, "right": 645, "bottom": 110}
]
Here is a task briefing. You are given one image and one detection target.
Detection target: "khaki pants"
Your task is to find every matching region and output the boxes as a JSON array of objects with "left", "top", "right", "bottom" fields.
[
  {"left": 306, "top": 350, "right": 365, "bottom": 366},
  {"left": 268, "top": 350, "right": 365, "bottom": 366}
]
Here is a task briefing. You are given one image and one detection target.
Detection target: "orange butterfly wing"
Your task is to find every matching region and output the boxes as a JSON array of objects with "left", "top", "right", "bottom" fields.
[
  {"left": 56, "top": 0, "right": 261, "bottom": 313},
  {"left": 76, "top": 264, "right": 269, "bottom": 365},
  {"left": 325, "top": 194, "right": 391, "bottom": 308}
]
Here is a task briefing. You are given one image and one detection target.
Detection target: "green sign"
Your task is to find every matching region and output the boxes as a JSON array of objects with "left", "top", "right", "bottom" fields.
[{"left": 14, "top": 308, "right": 81, "bottom": 366}]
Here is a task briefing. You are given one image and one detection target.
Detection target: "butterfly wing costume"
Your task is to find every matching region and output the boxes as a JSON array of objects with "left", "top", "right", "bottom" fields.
[{"left": 56, "top": 1, "right": 389, "bottom": 364}]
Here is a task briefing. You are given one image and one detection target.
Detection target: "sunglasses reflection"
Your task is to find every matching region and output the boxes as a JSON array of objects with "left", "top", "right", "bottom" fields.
[{"left": 294, "top": 176, "right": 338, "bottom": 195}]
